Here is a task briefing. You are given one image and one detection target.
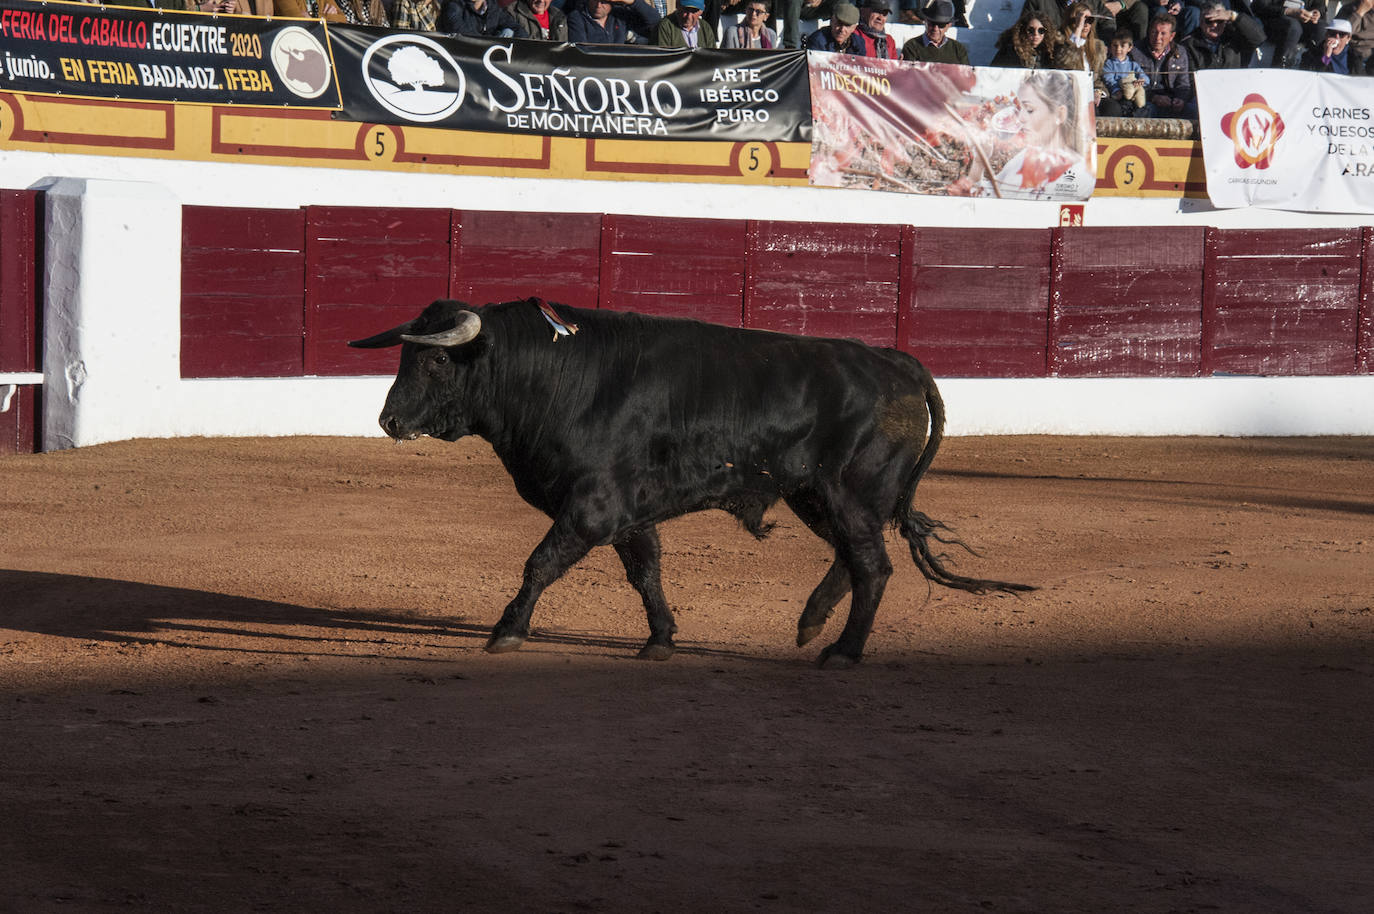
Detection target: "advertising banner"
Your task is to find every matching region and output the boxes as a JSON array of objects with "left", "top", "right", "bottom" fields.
[
  {"left": 328, "top": 26, "right": 811, "bottom": 143},
  {"left": 808, "top": 54, "right": 1096, "bottom": 201},
  {"left": 0, "top": 0, "right": 339, "bottom": 107},
  {"left": 1197, "top": 70, "right": 1374, "bottom": 214}
]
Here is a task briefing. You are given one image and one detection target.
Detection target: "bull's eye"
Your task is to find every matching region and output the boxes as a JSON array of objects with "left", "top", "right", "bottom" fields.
[{"left": 432, "top": 352, "right": 449, "bottom": 365}]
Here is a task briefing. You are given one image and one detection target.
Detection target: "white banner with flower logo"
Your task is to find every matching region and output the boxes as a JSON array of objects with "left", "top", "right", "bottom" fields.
[
  {"left": 1197, "top": 70, "right": 1374, "bottom": 214},
  {"left": 807, "top": 55, "right": 1096, "bottom": 201}
]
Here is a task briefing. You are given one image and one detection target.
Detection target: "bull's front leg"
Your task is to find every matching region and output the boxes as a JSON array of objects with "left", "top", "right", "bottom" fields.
[{"left": 486, "top": 520, "right": 592, "bottom": 654}]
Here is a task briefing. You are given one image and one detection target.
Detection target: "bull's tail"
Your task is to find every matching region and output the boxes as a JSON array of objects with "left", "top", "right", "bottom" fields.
[{"left": 896, "top": 365, "right": 1035, "bottom": 596}]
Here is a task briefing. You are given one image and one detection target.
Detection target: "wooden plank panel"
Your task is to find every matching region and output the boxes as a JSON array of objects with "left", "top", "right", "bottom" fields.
[
  {"left": 600, "top": 215, "right": 746, "bottom": 326},
  {"left": 0, "top": 386, "right": 39, "bottom": 457},
  {"left": 0, "top": 189, "right": 40, "bottom": 373},
  {"left": 1051, "top": 226, "right": 1204, "bottom": 377},
  {"left": 1204, "top": 228, "right": 1360, "bottom": 375},
  {"left": 748, "top": 220, "right": 900, "bottom": 347},
  {"left": 181, "top": 206, "right": 305, "bottom": 378},
  {"left": 452, "top": 210, "right": 601, "bottom": 311},
  {"left": 900, "top": 227, "right": 1049, "bottom": 377},
  {"left": 1360, "top": 227, "right": 1372, "bottom": 374},
  {"left": 306, "top": 206, "right": 452, "bottom": 375}
]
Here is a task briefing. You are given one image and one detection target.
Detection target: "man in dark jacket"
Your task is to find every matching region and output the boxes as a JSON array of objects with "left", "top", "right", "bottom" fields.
[
  {"left": 440, "top": 0, "right": 527, "bottom": 37},
  {"left": 804, "top": 1, "right": 865, "bottom": 50},
  {"left": 902, "top": 0, "right": 971, "bottom": 62},
  {"left": 513, "top": 0, "right": 569, "bottom": 40},
  {"left": 568, "top": 0, "right": 661, "bottom": 42},
  {"left": 1179, "top": 0, "right": 1263, "bottom": 68},
  {"left": 1130, "top": 11, "right": 1194, "bottom": 117}
]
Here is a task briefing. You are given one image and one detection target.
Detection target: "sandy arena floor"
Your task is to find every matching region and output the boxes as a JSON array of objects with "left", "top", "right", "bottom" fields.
[{"left": 2, "top": 434, "right": 1372, "bottom": 912}]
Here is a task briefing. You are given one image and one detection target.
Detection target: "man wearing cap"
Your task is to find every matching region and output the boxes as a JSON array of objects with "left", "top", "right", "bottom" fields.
[
  {"left": 1179, "top": 0, "right": 1263, "bottom": 69},
  {"left": 655, "top": 0, "right": 720, "bottom": 46},
  {"left": 854, "top": 0, "right": 901, "bottom": 56},
  {"left": 902, "top": 0, "right": 971, "bottom": 61},
  {"left": 1301, "top": 17, "right": 1353, "bottom": 71},
  {"left": 805, "top": 1, "right": 866, "bottom": 50},
  {"left": 1335, "top": 0, "right": 1373, "bottom": 74}
]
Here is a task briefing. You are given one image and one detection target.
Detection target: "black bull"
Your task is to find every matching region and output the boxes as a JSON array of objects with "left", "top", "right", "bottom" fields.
[{"left": 350, "top": 298, "right": 1031, "bottom": 668}]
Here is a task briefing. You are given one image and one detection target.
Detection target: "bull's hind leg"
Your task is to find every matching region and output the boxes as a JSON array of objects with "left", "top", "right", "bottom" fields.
[
  {"left": 818, "top": 529, "right": 893, "bottom": 669},
  {"left": 614, "top": 527, "right": 677, "bottom": 661},
  {"left": 487, "top": 520, "right": 593, "bottom": 654},
  {"left": 784, "top": 492, "right": 852, "bottom": 647}
]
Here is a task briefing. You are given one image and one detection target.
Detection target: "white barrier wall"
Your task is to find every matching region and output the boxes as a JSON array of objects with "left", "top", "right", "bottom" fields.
[{"left": 23, "top": 172, "right": 1374, "bottom": 449}]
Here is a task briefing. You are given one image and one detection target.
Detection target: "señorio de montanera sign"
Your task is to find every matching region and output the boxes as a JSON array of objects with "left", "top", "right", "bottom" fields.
[{"left": 329, "top": 27, "right": 810, "bottom": 144}]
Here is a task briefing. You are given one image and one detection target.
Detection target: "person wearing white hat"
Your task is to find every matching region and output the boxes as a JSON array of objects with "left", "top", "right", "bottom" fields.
[{"left": 1300, "top": 17, "right": 1353, "bottom": 71}]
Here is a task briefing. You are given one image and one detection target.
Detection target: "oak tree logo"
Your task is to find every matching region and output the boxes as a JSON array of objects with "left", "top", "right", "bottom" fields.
[
  {"left": 1220, "top": 93, "right": 1284, "bottom": 169},
  {"left": 361, "top": 34, "right": 465, "bottom": 123}
]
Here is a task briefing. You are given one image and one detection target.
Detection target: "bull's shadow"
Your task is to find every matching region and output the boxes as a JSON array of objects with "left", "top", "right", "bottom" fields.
[{"left": 0, "top": 570, "right": 752, "bottom": 661}]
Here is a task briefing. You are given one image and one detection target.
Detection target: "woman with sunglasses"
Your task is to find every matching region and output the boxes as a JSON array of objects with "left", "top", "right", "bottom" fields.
[
  {"left": 990, "top": 10, "right": 1059, "bottom": 67},
  {"left": 723, "top": 0, "right": 782, "bottom": 47},
  {"left": 1051, "top": 2, "right": 1115, "bottom": 115}
]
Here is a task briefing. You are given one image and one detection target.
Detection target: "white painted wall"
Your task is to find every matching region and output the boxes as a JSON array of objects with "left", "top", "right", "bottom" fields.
[{"left": 15, "top": 168, "right": 1374, "bottom": 449}]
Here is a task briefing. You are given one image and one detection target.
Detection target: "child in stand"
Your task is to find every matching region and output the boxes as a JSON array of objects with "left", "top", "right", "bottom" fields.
[{"left": 1101, "top": 31, "right": 1151, "bottom": 117}]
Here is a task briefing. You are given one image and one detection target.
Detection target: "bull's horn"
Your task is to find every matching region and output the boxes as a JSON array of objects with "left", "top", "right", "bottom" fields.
[
  {"left": 348, "top": 319, "right": 418, "bottom": 349},
  {"left": 399, "top": 311, "right": 482, "bottom": 347}
]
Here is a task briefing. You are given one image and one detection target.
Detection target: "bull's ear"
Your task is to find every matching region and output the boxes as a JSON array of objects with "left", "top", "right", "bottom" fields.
[
  {"left": 348, "top": 320, "right": 418, "bottom": 349},
  {"left": 399, "top": 310, "right": 482, "bottom": 348}
]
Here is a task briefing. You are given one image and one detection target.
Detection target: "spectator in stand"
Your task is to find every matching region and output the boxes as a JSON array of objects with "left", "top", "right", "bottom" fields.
[
  {"left": 275, "top": 0, "right": 388, "bottom": 23},
  {"left": 991, "top": 11, "right": 1059, "bottom": 67},
  {"left": 1179, "top": 2, "right": 1264, "bottom": 70},
  {"left": 1053, "top": 3, "right": 1114, "bottom": 114},
  {"left": 723, "top": 0, "right": 783, "bottom": 46},
  {"left": 854, "top": 0, "right": 901, "bottom": 57},
  {"left": 440, "top": 0, "right": 526, "bottom": 36},
  {"left": 569, "top": 0, "right": 662, "bottom": 42},
  {"left": 1131, "top": 12, "right": 1194, "bottom": 117},
  {"left": 1020, "top": 0, "right": 1118, "bottom": 43},
  {"left": 1301, "top": 17, "right": 1354, "bottom": 71},
  {"left": 1138, "top": 0, "right": 1193, "bottom": 39},
  {"left": 192, "top": 0, "right": 275, "bottom": 13},
  {"left": 902, "top": 0, "right": 971, "bottom": 62},
  {"left": 1101, "top": 30, "right": 1151, "bottom": 115},
  {"left": 805, "top": 1, "right": 865, "bottom": 50},
  {"left": 899, "top": 0, "right": 968, "bottom": 28},
  {"left": 393, "top": 0, "right": 440, "bottom": 29},
  {"left": 513, "top": 0, "right": 569, "bottom": 39},
  {"left": 1253, "top": 0, "right": 1324, "bottom": 67},
  {"left": 657, "top": 0, "right": 720, "bottom": 46},
  {"left": 1336, "top": 0, "right": 1374, "bottom": 74}
]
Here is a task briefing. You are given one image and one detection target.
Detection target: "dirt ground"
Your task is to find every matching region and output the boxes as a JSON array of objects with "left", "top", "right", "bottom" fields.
[{"left": 1, "top": 434, "right": 1371, "bottom": 913}]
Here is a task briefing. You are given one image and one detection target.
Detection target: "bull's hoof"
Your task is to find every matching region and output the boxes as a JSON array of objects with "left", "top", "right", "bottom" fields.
[
  {"left": 637, "top": 642, "right": 675, "bottom": 661},
  {"left": 816, "top": 648, "right": 859, "bottom": 670},
  {"left": 796, "top": 624, "right": 824, "bottom": 647},
  {"left": 485, "top": 634, "right": 526, "bottom": 654}
]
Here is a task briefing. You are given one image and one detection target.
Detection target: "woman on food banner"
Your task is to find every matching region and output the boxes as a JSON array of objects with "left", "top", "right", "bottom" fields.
[{"left": 807, "top": 55, "right": 1096, "bottom": 201}]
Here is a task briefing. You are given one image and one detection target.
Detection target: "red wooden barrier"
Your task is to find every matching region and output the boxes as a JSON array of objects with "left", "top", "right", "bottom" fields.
[
  {"left": 182, "top": 206, "right": 306, "bottom": 379},
  {"left": 1050, "top": 226, "right": 1205, "bottom": 377},
  {"left": 1203, "top": 228, "right": 1362, "bottom": 376},
  {"left": 177, "top": 206, "right": 1374, "bottom": 383},
  {"left": 305, "top": 206, "right": 453, "bottom": 376},
  {"left": 600, "top": 215, "right": 747, "bottom": 326},
  {"left": 900, "top": 226, "right": 1050, "bottom": 378},
  {"left": 452, "top": 210, "right": 601, "bottom": 311},
  {"left": 0, "top": 189, "right": 41, "bottom": 455},
  {"left": 746, "top": 220, "right": 900, "bottom": 348}
]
